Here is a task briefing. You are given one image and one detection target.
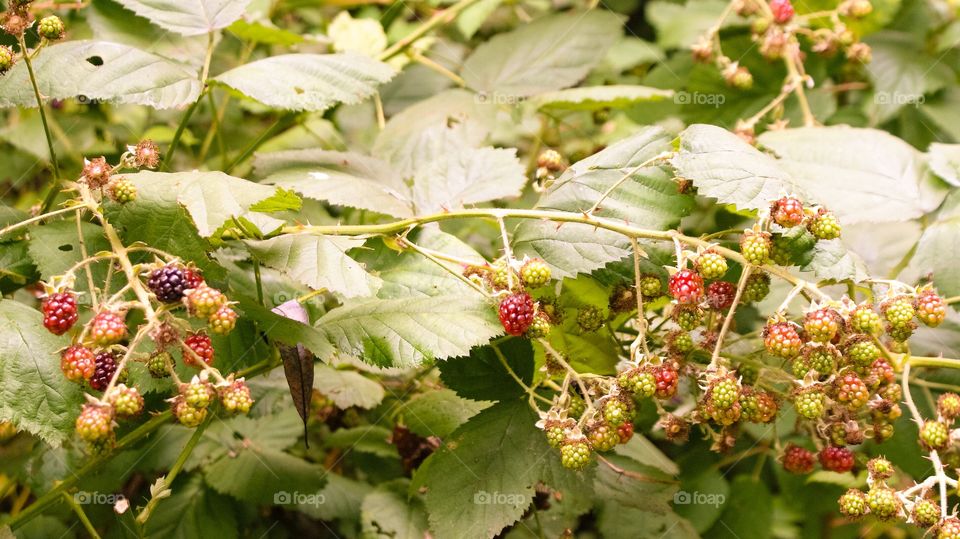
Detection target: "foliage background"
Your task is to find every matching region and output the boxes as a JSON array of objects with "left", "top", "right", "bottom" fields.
[{"left": 0, "top": 0, "right": 958, "bottom": 537}]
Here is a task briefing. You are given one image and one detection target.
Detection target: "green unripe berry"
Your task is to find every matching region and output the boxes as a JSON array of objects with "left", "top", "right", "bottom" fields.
[
  {"left": 695, "top": 251, "right": 728, "bottom": 280},
  {"left": 866, "top": 487, "right": 900, "bottom": 520},
  {"left": 795, "top": 389, "right": 825, "bottom": 419},
  {"left": 577, "top": 306, "right": 606, "bottom": 333},
  {"left": 520, "top": 258, "right": 551, "bottom": 288},
  {"left": 38, "top": 15, "right": 65, "bottom": 40},
  {"left": 920, "top": 420, "right": 950, "bottom": 451},
  {"left": 0, "top": 46, "right": 15, "bottom": 74},
  {"left": 638, "top": 274, "right": 662, "bottom": 298},
  {"left": 808, "top": 210, "right": 841, "bottom": 240},
  {"left": 740, "top": 230, "right": 772, "bottom": 265},
  {"left": 838, "top": 489, "right": 868, "bottom": 518},
  {"left": 560, "top": 439, "right": 592, "bottom": 469},
  {"left": 742, "top": 272, "right": 771, "bottom": 303}
]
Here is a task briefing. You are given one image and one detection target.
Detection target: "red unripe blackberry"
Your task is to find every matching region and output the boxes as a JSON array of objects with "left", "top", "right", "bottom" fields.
[
  {"left": 653, "top": 363, "right": 679, "bottom": 399},
  {"left": 771, "top": 196, "right": 805, "bottom": 227},
  {"left": 89, "top": 311, "right": 127, "bottom": 346},
  {"left": 835, "top": 372, "right": 869, "bottom": 409},
  {"left": 219, "top": 380, "right": 255, "bottom": 414},
  {"left": 706, "top": 281, "right": 736, "bottom": 311},
  {"left": 42, "top": 291, "right": 78, "bottom": 335},
  {"left": 939, "top": 518, "right": 960, "bottom": 539},
  {"left": 90, "top": 350, "right": 120, "bottom": 391},
  {"left": 147, "top": 264, "right": 189, "bottom": 303},
  {"left": 616, "top": 421, "right": 634, "bottom": 444},
  {"left": 916, "top": 289, "right": 947, "bottom": 328},
  {"left": 498, "top": 292, "right": 535, "bottom": 336},
  {"left": 60, "top": 345, "right": 95, "bottom": 382},
  {"left": 208, "top": 304, "right": 238, "bottom": 335},
  {"left": 763, "top": 321, "right": 802, "bottom": 359},
  {"left": 803, "top": 308, "right": 841, "bottom": 343},
  {"left": 782, "top": 444, "right": 815, "bottom": 474},
  {"left": 587, "top": 422, "right": 620, "bottom": 452},
  {"left": 183, "top": 268, "right": 204, "bottom": 290},
  {"left": 183, "top": 332, "right": 215, "bottom": 366},
  {"left": 668, "top": 269, "right": 704, "bottom": 304},
  {"left": 819, "top": 446, "right": 855, "bottom": 473},
  {"left": 770, "top": 0, "right": 795, "bottom": 22},
  {"left": 184, "top": 284, "right": 226, "bottom": 318}
]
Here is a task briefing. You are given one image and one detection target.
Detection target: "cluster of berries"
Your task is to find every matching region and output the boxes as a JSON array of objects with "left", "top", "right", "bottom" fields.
[
  {"left": 78, "top": 140, "right": 162, "bottom": 204},
  {"left": 835, "top": 456, "right": 960, "bottom": 534},
  {"left": 48, "top": 258, "right": 250, "bottom": 450},
  {"left": 691, "top": 0, "right": 873, "bottom": 92},
  {"left": 0, "top": 2, "right": 65, "bottom": 75},
  {"left": 466, "top": 257, "right": 570, "bottom": 339}
]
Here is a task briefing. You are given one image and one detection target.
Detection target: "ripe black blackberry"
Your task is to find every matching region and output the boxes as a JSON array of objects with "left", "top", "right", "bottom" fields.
[
  {"left": 148, "top": 265, "right": 188, "bottom": 303},
  {"left": 90, "top": 351, "right": 119, "bottom": 391}
]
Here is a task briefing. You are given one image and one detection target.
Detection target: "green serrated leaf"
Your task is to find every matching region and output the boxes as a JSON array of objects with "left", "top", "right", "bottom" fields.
[
  {"left": 89, "top": 0, "right": 209, "bottom": 69},
  {"left": 113, "top": 0, "right": 251, "bottom": 36},
  {"left": 26, "top": 220, "right": 110, "bottom": 295},
  {"left": 705, "top": 477, "right": 771, "bottom": 539},
  {"left": 314, "top": 364, "right": 385, "bottom": 410},
  {"left": 515, "top": 126, "right": 691, "bottom": 278},
  {"left": 865, "top": 31, "right": 954, "bottom": 123},
  {"left": 401, "top": 389, "right": 490, "bottom": 439},
  {"left": 758, "top": 126, "right": 925, "bottom": 224},
  {"left": 413, "top": 400, "right": 583, "bottom": 539},
  {"left": 256, "top": 149, "right": 413, "bottom": 218},
  {"left": 461, "top": 11, "right": 623, "bottom": 98},
  {"left": 800, "top": 239, "right": 870, "bottom": 282},
  {"left": 205, "top": 447, "right": 326, "bottom": 504},
  {"left": 354, "top": 230, "right": 484, "bottom": 299},
  {"left": 361, "top": 479, "right": 430, "bottom": 539},
  {"left": 0, "top": 301, "right": 83, "bottom": 447},
  {"left": 248, "top": 188, "right": 302, "bottom": 213},
  {"left": 120, "top": 170, "right": 288, "bottom": 238},
  {"left": 213, "top": 53, "right": 395, "bottom": 112},
  {"left": 245, "top": 235, "right": 381, "bottom": 298},
  {"left": 647, "top": 0, "right": 734, "bottom": 49},
  {"left": 439, "top": 339, "right": 534, "bottom": 401},
  {"left": 316, "top": 294, "right": 501, "bottom": 368},
  {"left": 672, "top": 124, "right": 798, "bottom": 212},
  {"left": 411, "top": 145, "right": 525, "bottom": 214},
  {"left": 0, "top": 41, "right": 201, "bottom": 109}
]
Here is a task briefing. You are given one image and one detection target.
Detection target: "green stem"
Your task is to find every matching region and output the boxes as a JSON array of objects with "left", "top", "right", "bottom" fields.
[
  {"left": 20, "top": 35, "right": 62, "bottom": 214},
  {"left": 0, "top": 205, "right": 81, "bottom": 238},
  {"left": 253, "top": 258, "right": 265, "bottom": 306},
  {"left": 61, "top": 491, "right": 102, "bottom": 539},
  {"left": 908, "top": 356, "right": 960, "bottom": 370},
  {"left": 136, "top": 420, "right": 209, "bottom": 526},
  {"left": 378, "top": 0, "right": 484, "bottom": 61},
  {"left": 229, "top": 208, "right": 828, "bottom": 301},
  {"left": 162, "top": 96, "right": 204, "bottom": 171}
]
